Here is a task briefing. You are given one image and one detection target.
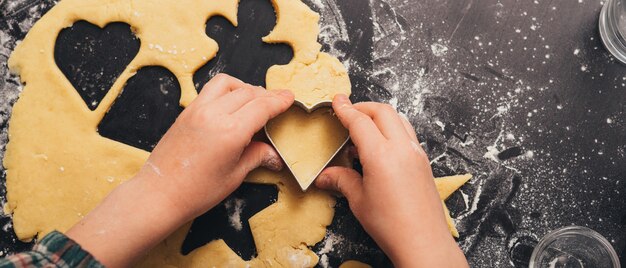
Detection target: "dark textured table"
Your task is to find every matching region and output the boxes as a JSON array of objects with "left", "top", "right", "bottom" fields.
[{"left": 1, "top": 0, "right": 625, "bottom": 267}]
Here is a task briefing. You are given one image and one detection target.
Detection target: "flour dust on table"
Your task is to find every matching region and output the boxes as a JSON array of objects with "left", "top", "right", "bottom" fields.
[
  {"left": 308, "top": 0, "right": 626, "bottom": 267},
  {"left": 0, "top": 0, "right": 56, "bottom": 256}
]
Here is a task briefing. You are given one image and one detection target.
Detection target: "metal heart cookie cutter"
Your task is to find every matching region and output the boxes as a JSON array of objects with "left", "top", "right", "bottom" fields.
[{"left": 264, "top": 100, "right": 350, "bottom": 191}]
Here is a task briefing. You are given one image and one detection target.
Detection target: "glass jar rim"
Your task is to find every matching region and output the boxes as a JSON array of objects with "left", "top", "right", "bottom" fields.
[{"left": 529, "top": 225, "right": 621, "bottom": 268}]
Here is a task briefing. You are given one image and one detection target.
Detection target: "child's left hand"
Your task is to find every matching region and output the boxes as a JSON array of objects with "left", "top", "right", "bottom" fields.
[{"left": 67, "top": 74, "right": 294, "bottom": 267}]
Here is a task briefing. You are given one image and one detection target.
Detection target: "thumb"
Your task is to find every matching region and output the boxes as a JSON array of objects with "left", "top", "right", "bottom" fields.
[
  {"left": 237, "top": 141, "right": 283, "bottom": 176},
  {"left": 315, "top": 166, "right": 363, "bottom": 202}
]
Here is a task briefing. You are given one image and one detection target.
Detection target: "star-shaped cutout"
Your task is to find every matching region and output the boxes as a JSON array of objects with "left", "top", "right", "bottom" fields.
[
  {"left": 435, "top": 174, "right": 473, "bottom": 237},
  {"left": 180, "top": 183, "right": 278, "bottom": 260}
]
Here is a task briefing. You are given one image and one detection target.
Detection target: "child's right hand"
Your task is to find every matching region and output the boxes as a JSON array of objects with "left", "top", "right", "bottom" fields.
[{"left": 315, "top": 94, "right": 469, "bottom": 268}]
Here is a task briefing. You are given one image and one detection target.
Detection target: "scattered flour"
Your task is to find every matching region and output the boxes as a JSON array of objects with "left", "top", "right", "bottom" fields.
[
  {"left": 307, "top": 0, "right": 350, "bottom": 68},
  {"left": 431, "top": 43, "right": 449, "bottom": 57},
  {"left": 317, "top": 232, "right": 343, "bottom": 255},
  {"left": 145, "top": 161, "right": 162, "bottom": 176},
  {"left": 287, "top": 248, "right": 313, "bottom": 268},
  {"left": 318, "top": 254, "right": 330, "bottom": 268},
  {"left": 224, "top": 198, "right": 245, "bottom": 231}
]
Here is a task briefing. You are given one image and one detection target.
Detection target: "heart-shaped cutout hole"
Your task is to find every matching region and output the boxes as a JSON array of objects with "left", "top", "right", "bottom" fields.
[
  {"left": 265, "top": 102, "right": 349, "bottom": 191},
  {"left": 55, "top": 20, "right": 140, "bottom": 110}
]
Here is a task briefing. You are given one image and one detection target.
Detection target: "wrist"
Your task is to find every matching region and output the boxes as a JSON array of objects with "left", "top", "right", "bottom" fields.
[
  {"left": 66, "top": 174, "right": 192, "bottom": 267},
  {"left": 131, "top": 172, "right": 196, "bottom": 223}
]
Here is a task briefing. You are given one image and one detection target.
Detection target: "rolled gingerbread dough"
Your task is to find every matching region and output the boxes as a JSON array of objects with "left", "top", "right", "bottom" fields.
[{"left": 4, "top": 0, "right": 471, "bottom": 266}]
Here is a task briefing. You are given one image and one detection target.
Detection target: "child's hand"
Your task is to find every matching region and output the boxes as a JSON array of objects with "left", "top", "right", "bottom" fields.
[
  {"left": 315, "top": 94, "right": 468, "bottom": 268},
  {"left": 67, "top": 74, "right": 294, "bottom": 267},
  {"left": 137, "top": 73, "right": 294, "bottom": 219}
]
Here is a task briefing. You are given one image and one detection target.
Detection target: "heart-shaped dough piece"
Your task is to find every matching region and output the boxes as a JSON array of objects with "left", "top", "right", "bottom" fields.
[{"left": 266, "top": 105, "right": 349, "bottom": 190}]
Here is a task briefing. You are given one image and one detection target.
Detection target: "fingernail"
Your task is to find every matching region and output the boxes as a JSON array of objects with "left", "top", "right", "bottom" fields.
[
  {"left": 263, "top": 150, "right": 284, "bottom": 171},
  {"left": 335, "top": 94, "right": 349, "bottom": 103},
  {"left": 315, "top": 174, "right": 341, "bottom": 197},
  {"left": 316, "top": 174, "right": 328, "bottom": 185}
]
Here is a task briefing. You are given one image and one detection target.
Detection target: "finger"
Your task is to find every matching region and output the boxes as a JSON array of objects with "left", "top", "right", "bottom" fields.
[
  {"left": 236, "top": 142, "right": 284, "bottom": 178},
  {"left": 332, "top": 94, "right": 385, "bottom": 151},
  {"left": 398, "top": 113, "right": 419, "bottom": 143},
  {"left": 197, "top": 73, "right": 249, "bottom": 102},
  {"left": 352, "top": 102, "right": 409, "bottom": 140},
  {"left": 315, "top": 166, "right": 363, "bottom": 202},
  {"left": 233, "top": 90, "right": 294, "bottom": 132},
  {"left": 214, "top": 86, "right": 267, "bottom": 114}
]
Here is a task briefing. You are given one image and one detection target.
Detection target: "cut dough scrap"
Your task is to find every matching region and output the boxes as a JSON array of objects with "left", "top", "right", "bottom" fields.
[
  {"left": 435, "top": 174, "right": 473, "bottom": 238},
  {"left": 266, "top": 52, "right": 351, "bottom": 108},
  {"left": 265, "top": 106, "right": 349, "bottom": 190},
  {"left": 436, "top": 174, "right": 472, "bottom": 199},
  {"left": 443, "top": 202, "right": 459, "bottom": 238}
]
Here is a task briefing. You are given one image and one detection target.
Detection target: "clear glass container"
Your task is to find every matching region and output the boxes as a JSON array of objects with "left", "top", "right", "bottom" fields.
[
  {"left": 600, "top": 0, "right": 626, "bottom": 64},
  {"left": 529, "top": 226, "right": 620, "bottom": 268}
]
